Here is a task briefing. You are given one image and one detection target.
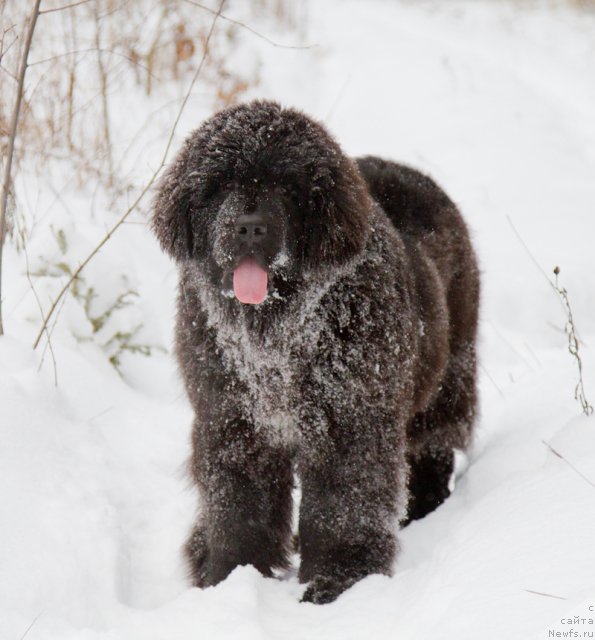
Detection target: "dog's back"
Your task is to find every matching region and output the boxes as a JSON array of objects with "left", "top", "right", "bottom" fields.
[
  {"left": 355, "top": 155, "right": 479, "bottom": 359},
  {"left": 356, "top": 156, "right": 455, "bottom": 238}
]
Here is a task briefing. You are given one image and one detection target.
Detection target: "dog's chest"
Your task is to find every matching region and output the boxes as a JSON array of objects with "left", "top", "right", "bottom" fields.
[{"left": 217, "top": 320, "right": 314, "bottom": 445}]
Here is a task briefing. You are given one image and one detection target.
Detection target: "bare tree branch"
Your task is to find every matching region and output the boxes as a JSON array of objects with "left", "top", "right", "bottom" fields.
[
  {"left": 33, "top": 0, "right": 227, "bottom": 350},
  {"left": 0, "top": 0, "right": 42, "bottom": 336}
]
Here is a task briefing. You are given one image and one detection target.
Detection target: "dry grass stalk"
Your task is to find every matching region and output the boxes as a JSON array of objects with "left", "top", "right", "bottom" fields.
[
  {"left": 508, "top": 217, "right": 593, "bottom": 417},
  {"left": 552, "top": 266, "right": 593, "bottom": 416}
]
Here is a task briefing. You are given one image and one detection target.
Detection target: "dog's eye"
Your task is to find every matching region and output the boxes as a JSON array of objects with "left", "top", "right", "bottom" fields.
[
  {"left": 254, "top": 226, "right": 266, "bottom": 236},
  {"left": 238, "top": 226, "right": 248, "bottom": 235}
]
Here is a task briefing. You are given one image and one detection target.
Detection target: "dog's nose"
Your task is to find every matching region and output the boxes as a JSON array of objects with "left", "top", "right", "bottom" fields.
[{"left": 235, "top": 213, "right": 267, "bottom": 244}]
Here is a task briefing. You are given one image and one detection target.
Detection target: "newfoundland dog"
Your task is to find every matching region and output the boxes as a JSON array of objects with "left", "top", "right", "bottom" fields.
[{"left": 151, "top": 100, "right": 479, "bottom": 604}]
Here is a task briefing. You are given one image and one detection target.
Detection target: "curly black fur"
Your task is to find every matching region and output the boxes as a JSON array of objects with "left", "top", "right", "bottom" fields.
[{"left": 151, "top": 100, "right": 480, "bottom": 604}]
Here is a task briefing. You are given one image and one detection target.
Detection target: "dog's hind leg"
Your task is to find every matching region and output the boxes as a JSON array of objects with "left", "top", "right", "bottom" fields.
[{"left": 402, "top": 341, "right": 477, "bottom": 526}]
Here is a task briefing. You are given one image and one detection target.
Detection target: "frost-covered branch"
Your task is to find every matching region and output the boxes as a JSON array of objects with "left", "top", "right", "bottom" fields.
[
  {"left": 0, "top": 0, "right": 42, "bottom": 337},
  {"left": 32, "top": 0, "right": 227, "bottom": 350}
]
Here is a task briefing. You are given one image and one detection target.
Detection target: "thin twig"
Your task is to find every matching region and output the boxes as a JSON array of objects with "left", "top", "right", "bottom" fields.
[
  {"left": 42, "top": 284, "right": 69, "bottom": 364},
  {"left": 506, "top": 217, "right": 549, "bottom": 275},
  {"left": 524, "top": 589, "right": 567, "bottom": 601},
  {"left": 507, "top": 216, "right": 564, "bottom": 308},
  {"left": 33, "top": 0, "right": 227, "bottom": 350},
  {"left": 523, "top": 341, "right": 542, "bottom": 368},
  {"left": 542, "top": 439, "right": 595, "bottom": 490},
  {"left": 0, "top": 62, "right": 18, "bottom": 82},
  {"left": 487, "top": 318, "right": 533, "bottom": 371},
  {"left": 23, "top": 242, "right": 58, "bottom": 385},
  {"left": 183, "top": 0, "right": 313, "bottom": 50},
  {"left": 326, "top": 69, "right": 355, "bottom": 121},
  {"left": 19, "top": 612, "right": 42, "bottom": 640},
  {"left": 480, "top": 362, "right": 504, "bottom": 398},
  {"left": 0, "top": 0, "right": 42, "bottom": 336},
  {"left": 39, "top": 0, "right": 92, "bottom": 14},
  {"left": 0, "top": 24, "right": 18, "bottom": 66}
]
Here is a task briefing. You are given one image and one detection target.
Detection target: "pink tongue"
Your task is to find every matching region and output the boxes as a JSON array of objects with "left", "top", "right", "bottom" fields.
[{"left": 233, "top": 257, "right": 268, "bottom": 304}]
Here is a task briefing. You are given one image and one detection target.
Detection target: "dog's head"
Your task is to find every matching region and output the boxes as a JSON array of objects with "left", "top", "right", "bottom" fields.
[{"left": 152, "top": 101, "right": 371, "bottom": 305}]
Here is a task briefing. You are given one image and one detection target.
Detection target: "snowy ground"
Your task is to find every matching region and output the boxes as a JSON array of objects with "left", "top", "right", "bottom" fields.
[{"left": 2, "top": 1, "right": 595, "bottom": 638}]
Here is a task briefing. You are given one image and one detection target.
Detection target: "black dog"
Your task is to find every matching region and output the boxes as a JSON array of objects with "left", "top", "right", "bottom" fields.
[{"left": 151, "top": 100, "right": 479, "bottom": 604}]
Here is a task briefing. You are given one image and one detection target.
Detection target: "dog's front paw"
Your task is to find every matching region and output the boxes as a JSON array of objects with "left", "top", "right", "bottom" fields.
[
  {"left": 301, "top": 574, "right": 357, "bottom": 604},
  {"left": 185, "top": 526, "right": 211, "bottom": 587}
]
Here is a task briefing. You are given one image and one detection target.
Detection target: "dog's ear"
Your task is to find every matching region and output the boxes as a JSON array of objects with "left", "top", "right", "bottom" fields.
[
  {"left": 151, "top": 140, "right": 214, "bottom": 262},
  {"left": 305, "top": 158, "right": 371, "bottom": 269},
  {"left": 151, "top": 142, "right": 194, "bottom": 261}
]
